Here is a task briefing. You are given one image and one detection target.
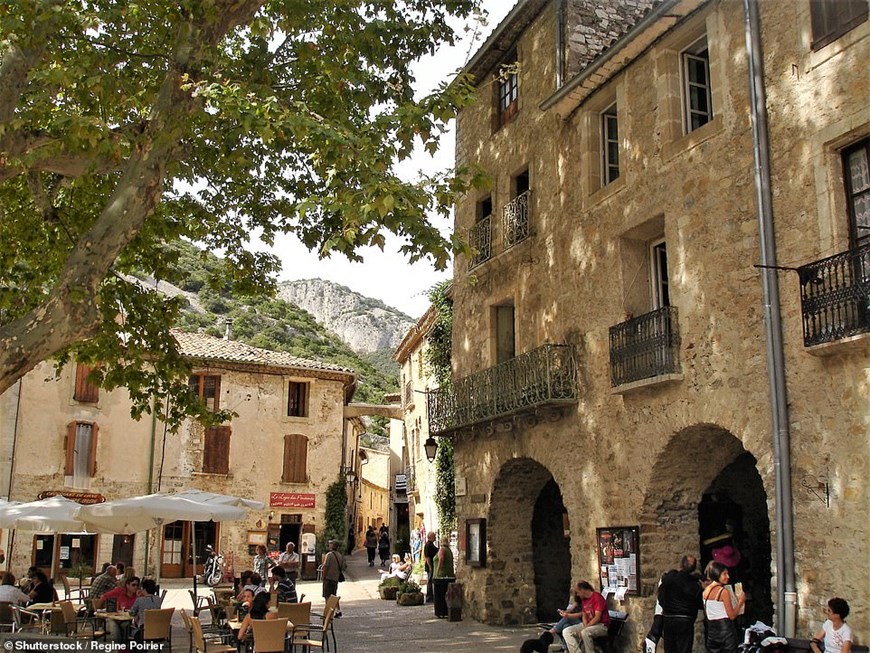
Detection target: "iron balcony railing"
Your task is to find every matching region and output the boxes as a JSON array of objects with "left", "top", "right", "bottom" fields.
[
  {"left": 503, "top": 191, "right": 530, "bottom": 248},
  {"left": 798, "top": 243, "right": 870, "bottom": 347},
  {"left": 609, "top": 306, "right": 681, "bottom": 387},
  {"left": 427, "top": 344, "right": 578, "bottom": 436},
  {"left": 468, "top": 215, "right": 492, "bottom": 269}
]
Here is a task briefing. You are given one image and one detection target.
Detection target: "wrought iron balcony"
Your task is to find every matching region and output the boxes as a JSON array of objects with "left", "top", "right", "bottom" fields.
[
  {"left": 427, "top": 344, "right": 578, "bottom": 436},
  {"left": 503, "top": 191, "right": 530, "bottom": 248},
  {"left": 468, "top": 216, "right": 492, "bottom": 269},
  {"left": 798, "top": 243, "right": 870, "bottom": 347},
  {"left": 609, "top": 306, "right": 681, "bottom": 387}
]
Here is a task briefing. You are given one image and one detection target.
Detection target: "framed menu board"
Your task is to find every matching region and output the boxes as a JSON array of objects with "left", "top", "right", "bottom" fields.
[{"left": 596, "top": 526, "right": 640, "bottom": 598}]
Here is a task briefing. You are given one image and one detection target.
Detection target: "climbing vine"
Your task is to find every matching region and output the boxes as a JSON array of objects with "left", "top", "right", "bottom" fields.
[
  {"left": 426, "top": 280, "right": 456, "bottom": 532},
  {"left": 322, "top": 474, "right": 348, "bottom": 553}
]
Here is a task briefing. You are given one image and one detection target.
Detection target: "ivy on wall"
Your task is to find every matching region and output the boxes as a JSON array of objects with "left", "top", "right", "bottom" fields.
[
  {"left": 426, "top": 281, "right": 456, "bottom": 532},
  {"left": 322, "top": 474, "right": 348, "bottom": 553}
]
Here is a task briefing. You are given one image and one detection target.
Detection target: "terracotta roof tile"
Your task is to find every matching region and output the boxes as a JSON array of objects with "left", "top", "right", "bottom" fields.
[{"left": 172, "top": 330, "right": 354, "bottom": 375}]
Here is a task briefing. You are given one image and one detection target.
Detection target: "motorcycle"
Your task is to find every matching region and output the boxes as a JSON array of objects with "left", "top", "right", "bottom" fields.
[{"left": 201, "top": 545, "right": 223, "bottom": 586}]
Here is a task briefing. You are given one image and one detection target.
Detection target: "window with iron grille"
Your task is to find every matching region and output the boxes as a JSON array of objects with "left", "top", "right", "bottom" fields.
[
  {"left": 188, "top": 374, "right": 221, "bottom": 411},
  {"left": 601, "top": 103, "right": 620, "bottom": 185},
  {"left": 810, "top": 0, "right": 867, "bottom": 50},
  {"left": 497, "top": 59, "right": 518, "bottom": 127},
  {"left": 682, "top": 37, "right": 713, "bottom": 133},
  {"left": 287, "top": 381, "right": 309, "bottom": 417}
]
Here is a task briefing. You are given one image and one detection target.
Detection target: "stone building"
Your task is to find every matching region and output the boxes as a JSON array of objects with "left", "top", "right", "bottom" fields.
[
  {"left": 394, "top": 307, "right": 442, "bottom": 538},
  {"left": 354, "top": 446, "right": 391, "bottom": 549},
  {"left": 0, "top": 330, "right": 359, "bottom": 580},
  {"left": 431, "top": 0, "right": 869, "bottom": 644}
]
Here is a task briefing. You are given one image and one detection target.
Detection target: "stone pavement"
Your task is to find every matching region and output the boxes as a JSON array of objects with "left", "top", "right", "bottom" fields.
[{"left": 160, "top": 548, "right": 539, "bottom": 653}]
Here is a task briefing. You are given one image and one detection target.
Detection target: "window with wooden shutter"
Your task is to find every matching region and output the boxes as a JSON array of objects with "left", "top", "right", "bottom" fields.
[
  {"left": 282, "top": 434, "right": 308, "bottom": 483},
  {"left": 188, "top": 374, "right": 221, "bottom": 411},
  {"left": 203, "top": 426, "right": 231, "bottom": 474},
  {"left": 65, "top": 421, "right": 98, "bottom": 480},
  {"left": 74, "top": 364, "right": 100, "bottom": 403},
  {"left": 287, "top": 382, "right": 309, "bottom": 417},
  {"left": 810, "top": 0, "right": 867, "bottom": 50}
]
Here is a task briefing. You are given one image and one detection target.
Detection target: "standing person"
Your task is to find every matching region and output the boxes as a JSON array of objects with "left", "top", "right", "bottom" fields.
[
  {"left": 364, "top": 527, "right": 378, "bottom": 567},
  {"left": 432, "top": 536, "right": 454, "bottom": 618},
  {"left": 253, "top": 544, "right": 275, "bottom": 581},
  {"left": 423, "top": 532, "right": 438, "bottom": 604},
  {"left": 658, "top": 555, "right": 704, "bottom": 653},
  {"left": 562, "top": 580, "right": 611, "bottom": 653},
  {"left": 702, "top": 561, "right": 744, "bottom": 653},
  {"left": 810, "top": 598, "right": 852, "bottom": 653},
  {"left": 278, "top": 541, "right": 300, "bottom": 583},
  {"left": 377, "top": 530, "right": 390, "bottom": 568},
  {"left": 321, "top": 540, "right": 344, "bottom": 605}
]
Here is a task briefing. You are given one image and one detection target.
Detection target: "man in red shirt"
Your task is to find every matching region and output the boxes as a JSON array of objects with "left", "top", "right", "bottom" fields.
[{"left": 562, "top": 580, "right": 611, "bottom": 653}]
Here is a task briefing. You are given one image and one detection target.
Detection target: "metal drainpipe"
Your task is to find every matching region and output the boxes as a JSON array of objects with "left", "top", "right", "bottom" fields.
[
  {"left": 144, "top": 393, "right": 159, "bottom": 577},
  {"left": 742, "top": 0, "right": 796, "bottom": 636},
  {"left": 555, "top": 0, "right": 565, "bottom": 88},
  {"left": 5, "top": 378, "right": 24, "bottom": 563}
]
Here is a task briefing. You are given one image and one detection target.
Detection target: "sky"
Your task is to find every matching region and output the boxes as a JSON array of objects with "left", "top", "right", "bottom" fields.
[{"left": 265, "top": 1, "right": 513, "bottom": 319}]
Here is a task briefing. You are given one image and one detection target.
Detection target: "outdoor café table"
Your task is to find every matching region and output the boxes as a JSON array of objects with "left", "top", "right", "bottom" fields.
[
  {"left": 27, "top": 603, "right": 84, "bottom": 633},
  {"left": 99, "top": 611, "right": 134, "bottom": 643}
]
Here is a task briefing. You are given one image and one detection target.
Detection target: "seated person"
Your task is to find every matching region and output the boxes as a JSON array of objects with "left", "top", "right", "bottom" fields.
[
  {"left": 236, "top": 591, "right": 276, "bottom": 641},
  {"left": 269, "top": 566, "right": 297, "bottom": 604},
  {"left": 102, "top": 576, "right": 141, "bottom": 642},
  {"left": 129, "top": 579, "right": 162, "bottom": 641},
  {"left": 0, "top": 572, "right": 32, "bottom": 605},
  {"left": 27, "top": 571, "right": 56, "bottom": 605},
  {"left": 381, "top": 553, "right": 408, "bottom": 581}
]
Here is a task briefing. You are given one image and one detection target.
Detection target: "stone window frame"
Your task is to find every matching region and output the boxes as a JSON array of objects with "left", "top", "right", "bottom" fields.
[
  {"left": 657, "top": 10, "right": 726, "bottom": 159},
  {"left": 601, "top": 102, "right": 620, "bottom": 186},
  {"left": 286, "top": 379, "right": 310, "bottom": 418},
  {"left": 580, "top": 81, "right": 626, "bottom": 204},
  {"left": 809, "top": 0, "right": 868, "bottom": 51},
  {"left": 681, "top": 36, "right": 713, "bottom": 134},
  {"left": 617, "top": 215, "right": 667, "bottom": 319}
]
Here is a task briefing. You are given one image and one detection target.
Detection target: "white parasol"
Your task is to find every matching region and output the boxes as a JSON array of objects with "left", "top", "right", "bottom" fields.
[{"left": 0, "top": 496, "right": 88, "bottom": 533}]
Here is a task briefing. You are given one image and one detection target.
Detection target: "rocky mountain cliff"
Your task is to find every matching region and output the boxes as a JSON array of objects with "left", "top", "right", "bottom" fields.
[{"left": 277, "top": 279, "right": 416, "bottom": 355}]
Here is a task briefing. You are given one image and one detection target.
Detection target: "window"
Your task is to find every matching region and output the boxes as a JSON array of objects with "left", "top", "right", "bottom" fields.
[
  {"left": 682, "top": 37, "right": 713, "bottom": 133},
  {"left": 202, "top": 425, "right": 231, "bottom": 474},
  {"left": 497, "top": 58, "right": 519, "bottom": 127},
  {"left": 189, "top": 374, "right": 220, "bottom": 411},
  {"left": 287, "top": 381, "right": 309, "bottom": 418},
  {"left": 282, "top": 434, "right": 308, "bottom": 483},
  {"left": 650, "top": 240, "right": 670, "bottom": 309},
  {"left": 601, "top": 103, "right": 620, "bottom": 185},
  {"left": 65, "top": 421, "right": 98, "bottom": 482},
  {"left": 494, "top": 304, "right": 516, "bottom": 365},
  {"left": 844, "top": 140, "right": 870, "bottom": 249},
  {"left": 810, "top": 0, "right": 867, "bottom": 50},
  {"left": 478, "top": 196, "right": 493, "bottom": 222},
  {"left": 74, "top": 364, "right": 100, "bottom": 403}
]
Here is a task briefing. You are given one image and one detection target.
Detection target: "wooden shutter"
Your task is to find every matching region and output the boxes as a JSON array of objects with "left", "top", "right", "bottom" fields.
[
  {"left": 203, "top": 426, "right": 231, "bottom": 474},
  {"left": 65, "top": 422, "right": 76, "bottom": 475},
  {"left": 74, "top": 364, "right": 99, "bottom": 403},
  {"left": 88, "top": 423, "right": 99, "bottom": 477},
  {"left": 282, "top": 434, "right": 308, "bottom": 483}
]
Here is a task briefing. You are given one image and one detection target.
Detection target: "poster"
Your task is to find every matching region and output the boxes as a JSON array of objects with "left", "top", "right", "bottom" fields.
[{"left": 596, "top": 526, "right": 639, "bottom": 596}]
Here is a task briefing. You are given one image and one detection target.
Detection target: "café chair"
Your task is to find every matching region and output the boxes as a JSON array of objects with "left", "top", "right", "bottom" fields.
[
  {"left": 0, "top": 601, "right": 15, "bottom": 632},
  {"left": 191, "top": 616, "right": 236, "bottom": 653},
  {"left": 290, "top": 600, "right": 337, "bottom": 653},
  {"left": 59, "top": 600, "right": 106, "bottom": 640},
  {"left": 11, "top": 605, "right": 44, "bottom": 633},
  {"left": 251, "top": 618, "right": 289, "bottom": 653},
  {"left": 142, "top": 607, "right": 175, "bottom": 650}
]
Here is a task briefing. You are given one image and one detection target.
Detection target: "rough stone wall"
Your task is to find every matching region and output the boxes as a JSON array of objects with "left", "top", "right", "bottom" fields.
[
  {"left": 452, "top": 0, "right": 869, "bottom": 641},
  {"left": 563, "top": 0, "right": 660, "bottom": 78},
  {"left": 0, "top": 360, "right": 348, "bottom": 577}
]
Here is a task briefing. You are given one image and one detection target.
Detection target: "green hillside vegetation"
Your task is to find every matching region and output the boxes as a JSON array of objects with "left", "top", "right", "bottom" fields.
[{"left": 165, "top": 242, "right": 399, "bottom": 419}]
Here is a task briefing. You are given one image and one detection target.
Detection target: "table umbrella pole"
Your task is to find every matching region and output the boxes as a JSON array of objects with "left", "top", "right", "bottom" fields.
[{"left": 191, "top": 520, "right": 198, "bottom": 599}]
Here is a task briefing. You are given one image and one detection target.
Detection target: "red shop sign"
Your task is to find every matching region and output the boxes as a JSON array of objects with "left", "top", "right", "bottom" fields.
[{"left": 269, "top": 492, "right": 315, "bottom": 508}]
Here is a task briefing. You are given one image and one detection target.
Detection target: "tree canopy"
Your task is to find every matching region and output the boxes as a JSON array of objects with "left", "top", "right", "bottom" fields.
[{"left": 0, "top": 0, "right": 481, "bottom": 424}]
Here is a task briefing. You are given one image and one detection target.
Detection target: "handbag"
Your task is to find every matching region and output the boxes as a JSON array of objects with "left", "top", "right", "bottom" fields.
[{"left": 338, "top": 570, "right": 345, "bottom": 583}]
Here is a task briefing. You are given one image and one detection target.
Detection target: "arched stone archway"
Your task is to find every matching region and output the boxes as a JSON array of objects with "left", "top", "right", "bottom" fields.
[
  {"left": 639, "top": 424, "right": 773, "bottom": 624},
  {"left": 484, "top": 457, "right": 570, "bottom": 625}
]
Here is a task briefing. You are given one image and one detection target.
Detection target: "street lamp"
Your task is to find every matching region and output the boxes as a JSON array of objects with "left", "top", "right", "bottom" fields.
[
  {"left": 424, "top": 437, "right": 438, "bottom": 462},
  {"left": 344, "top": 467, "right": 357, "bottom": 484}
]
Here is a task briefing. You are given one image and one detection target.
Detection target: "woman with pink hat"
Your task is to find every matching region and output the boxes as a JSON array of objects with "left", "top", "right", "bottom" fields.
[{"left": 702, "top": 560, "right": 745, "bottom": 653}]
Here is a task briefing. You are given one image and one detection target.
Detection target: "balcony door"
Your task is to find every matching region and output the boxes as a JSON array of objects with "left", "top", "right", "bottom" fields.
[
  {"left": 650, "top": 239, "right": 670, "bottom": 309},
  {"left": 494, "top": 304, "right": 516, "bottom": 365}
]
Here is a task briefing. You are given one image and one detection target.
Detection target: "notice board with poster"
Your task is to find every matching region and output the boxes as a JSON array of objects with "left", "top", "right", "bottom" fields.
[{"left": 596, "top": 526, "right": 640, "bottom": 599}]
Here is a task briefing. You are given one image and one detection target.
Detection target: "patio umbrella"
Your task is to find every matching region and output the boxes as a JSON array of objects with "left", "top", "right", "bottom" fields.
[
  {"left": 79, "top": 492, "right": 253, "bottom": 592},
  {"left": 0, "top": 496, "right": 88, "bottom": 533},
  {"left": 172, "top": 489, "right": 264, "bottom": 510}
]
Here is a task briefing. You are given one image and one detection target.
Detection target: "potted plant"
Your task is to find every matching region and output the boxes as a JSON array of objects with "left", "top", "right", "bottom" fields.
[
  {"left": 396, "top": 579, "right": 424, "bottom": 606},
  {"left": 378, "top": 576, "right": 402, "bottom": 600}
]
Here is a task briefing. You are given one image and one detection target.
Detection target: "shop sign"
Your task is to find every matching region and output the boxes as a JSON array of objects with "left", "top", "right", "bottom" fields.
[
  {"left": 269, "top": 492, "right": 315, "bottom": 508},
  {"left": 37, "top": 490, "right": 105, "bottom": 505}
]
